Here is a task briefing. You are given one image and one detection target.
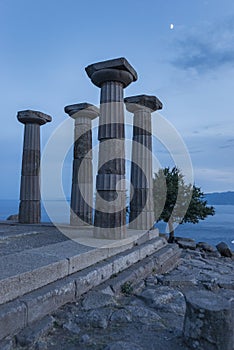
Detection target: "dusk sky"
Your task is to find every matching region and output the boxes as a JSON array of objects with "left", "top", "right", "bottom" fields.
[{"left": 0, "top": 0, "right": 234, "bottom": 199}]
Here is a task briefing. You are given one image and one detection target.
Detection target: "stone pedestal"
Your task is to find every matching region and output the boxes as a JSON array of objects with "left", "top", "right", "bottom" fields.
[
  {"left": 183, "top": 290, "right": 234, "bottom": 350},
  {"left": 17, "top": 110, "right": 52, "bottom": 224},
  {"left": 85, "top": 57, "right": 137, "bottom": 239},
  {"left": 64, "top": 103, "right": 99, "bottom": 226},
  {"left": 124, "top": 95, "right": 162, "bottom": 230}
]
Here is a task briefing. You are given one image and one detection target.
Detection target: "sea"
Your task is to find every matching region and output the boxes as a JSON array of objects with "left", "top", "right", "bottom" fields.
[{"left": 0, "top": 200, "right": 233, "bottom": 248}]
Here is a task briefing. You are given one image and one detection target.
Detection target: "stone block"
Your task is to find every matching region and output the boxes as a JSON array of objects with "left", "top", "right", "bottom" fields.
[
  {"left": 183, "top": 290, "right": 234, "bottom": 350},
  {"left": 17, "top": 110, "right": 52, "bottom": 125},
  {"left": 112, "top": 250, "right": 140, "bottom": 274},
  {"left": 16, "top": 315, "right": 54, "bottom": 347},
  {"left": 64, "top": 103, "right": 99, "bottom": 120},
  {"left": 75, "top": 264, "right": 112, "bottom": 298},
  {"left": 0, "top": 300, "right": 27, "bottom": 340},
  {"left": 139, "top": 237, "right": 167, "bottom": 260},
  {"left": 124, "top": 94, "right": 162, "bottom": 112},
  {"left": 21, "top": 278, "right": 76, "bottom": 324},
  {"left": 0, "top": 251, "right": 69, "bottom": 304},
  {"left": 68, "top": 248, "right": 109, "bottom": 275},
  {"left": 86, "top": 57, "right": 138, "bottom": 82}
]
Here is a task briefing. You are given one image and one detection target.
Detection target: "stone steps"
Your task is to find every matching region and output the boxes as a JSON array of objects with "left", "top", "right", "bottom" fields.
[
  {"left": 0, "top": 236, "right": 181, "bottom": 341},
  {"left": 0, "top": 228, "right": 159, "bottom": 305}
]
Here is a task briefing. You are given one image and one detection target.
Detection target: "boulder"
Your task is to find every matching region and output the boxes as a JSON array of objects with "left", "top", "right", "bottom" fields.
[
  {"left": 196, "top": 242, "right": 216, "bottom": 252},
  {"left": 6, "top": 214, "right": 18, "bottom": 221},
  {"left": 177, "top": 239, "right": 196, "bottom": 250},
  {"left": 216, "top": 242, "right": 233, "bottom": 258}
]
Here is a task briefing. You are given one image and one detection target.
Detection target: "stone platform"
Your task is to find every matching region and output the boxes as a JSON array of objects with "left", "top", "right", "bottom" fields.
[{"left": 0, "top": 222, "right": 181, "bottom": 341}]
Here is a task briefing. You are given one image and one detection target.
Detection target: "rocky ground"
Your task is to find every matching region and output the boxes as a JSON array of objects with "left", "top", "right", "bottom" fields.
[{"left": 7, "top": 241, "right": 233, "bottom": 350}]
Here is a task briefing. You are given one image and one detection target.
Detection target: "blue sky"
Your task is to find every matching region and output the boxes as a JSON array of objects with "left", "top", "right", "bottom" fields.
[{"left": 0, "top": 0, "right": 234, "bottom": 199}]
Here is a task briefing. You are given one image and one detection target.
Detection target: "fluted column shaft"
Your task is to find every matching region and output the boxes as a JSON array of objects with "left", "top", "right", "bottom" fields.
[
  {"left": 18, "top": 110, "right": 52, "bottom": 223},
  {"left": 125, "top": 95, "right": 162, "bottom": 230},
  {"left": 95, "top": 82, "right": 126, "bottom": 238},
  {"left": 85, "top": 57, "right": 137, "bottom": 239},
  {"left": 64, "top": 103, "right": 99, "bottom": 226}
]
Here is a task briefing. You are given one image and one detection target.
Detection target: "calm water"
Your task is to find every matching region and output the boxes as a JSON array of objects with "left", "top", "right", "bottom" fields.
[{"left": 0, "top": 200, "right": 233, "bottom": 247}]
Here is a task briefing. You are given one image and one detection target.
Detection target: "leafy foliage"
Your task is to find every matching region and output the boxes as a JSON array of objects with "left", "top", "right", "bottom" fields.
[{"left": 153, "top": 167, "right": 215, "bottom": 241}]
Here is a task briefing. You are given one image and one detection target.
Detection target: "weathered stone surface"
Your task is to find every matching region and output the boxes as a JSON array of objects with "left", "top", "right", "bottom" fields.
[
  {"left": 64, "top": 103, "right": 99, "bottom": 119},
  {"left": 125, "top": 305, "right": 162, "bottom": 325},
  {"left": 77, "top": 308, "right": 112, "bottom": 329},
  {"left": 0, "top": 300, "right": 27, "bottom": 340},
  {"left": 86, "top": 58, "right": 137, "bottom": 239},
  {"left": 183, "top": 290, "right": 234, "bottom": 350},
  {"left": 17, "top": 110, "right": 52, "bottom": 125},
  {"left": 18, "top": 110, "right": 52, "bottom": 224},
  {"left": 96, "top": 174, "right": 125, "bottom": 190},
  {"left": 0, "top": 234, "right": 182, "bottom": 344},
  {"left": 196, "top": 241, "right": 216, "bottom": 252},
  {"left": 65, "top": 103, "right": 98, "bottom": 227},
  {"left": 139, "top": 286, "right": 185, "bottom": 311},
  {"left": 177, "top": 239, "right": 196, "bottom": 250},
  {"left": 81, "top": 291, "right": 117, "bottom": 311},
  {"left": 104, "top": 341, "right": 143, "bottom": 350},
  {"left": 16, "top": 315, "right": 54, "bottom": 347},
  {"left": 0, "top": 251, "right": 69, "bottom": 305},
  {"left": 85, "top": 57, "right": 138, "bottom": 87},
  {"left": 158, "top": 272, "right": 198, "bottom": 288},
  {"left": 6, "top": 214, "right": 18, "bottom": 221},
  {"left": 63, "top": 319, "right": 80, "bottom": 334},
  {"left": 5, "top": 240, "right": 233, "bottom": 349},
  {"left": 216, "top": 241, "right": 233, "bottom": 258},
  {"left": 21, "top": 277, "right": 75, "bottom": 324},
  {"left": 126, "top": 95, "right": 161, "bottom": 230},
  {"left": 125, "top": 94, "right": 163, "bottom": 113},
  {"left": 110, "top": 308, "right": 132, "bottom": 323},
  {"left": 0, "top": 337, "right": 16, "bottom": 350}
]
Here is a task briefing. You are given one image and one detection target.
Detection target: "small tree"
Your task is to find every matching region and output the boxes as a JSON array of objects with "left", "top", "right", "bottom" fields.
[{"left": 153, "top": 167, "right": 215, "bottom": 242}]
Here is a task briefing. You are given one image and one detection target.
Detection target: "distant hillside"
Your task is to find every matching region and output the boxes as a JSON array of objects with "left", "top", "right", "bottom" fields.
[{"left": 205, "top": 191, "right": 234, "bottom": 205}]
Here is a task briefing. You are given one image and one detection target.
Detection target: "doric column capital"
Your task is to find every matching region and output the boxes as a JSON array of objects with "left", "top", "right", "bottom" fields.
[
  {"left": 17, "top": 110, "right": 52, "bottom": 125},
  {"left": 64, "top": 103, "right": 99, "bottom": 120},
  {"left": 85, "top": 57, "right": 138, "bottom": 88},
  {"left": 124, "top": 95, "right": 163, "bottom": 113}
]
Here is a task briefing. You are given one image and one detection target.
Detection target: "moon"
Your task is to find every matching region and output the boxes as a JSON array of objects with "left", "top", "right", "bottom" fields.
[{"left": 170, "top": 24, "right": 174, "bottom": 30}]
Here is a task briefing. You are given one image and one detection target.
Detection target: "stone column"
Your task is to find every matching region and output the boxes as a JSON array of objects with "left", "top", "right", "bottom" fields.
[
  {"left": 64, "top": 103, "right": 99, "bottom": 226},
  {"left": 85, "top": 57, "right": 137, "bottom": 239},
  {"left": 124, "top": 95, "right": 162, "bottom": 230},
  {"left": 17, "top": 110, "right": 52, "bottom": 224}
]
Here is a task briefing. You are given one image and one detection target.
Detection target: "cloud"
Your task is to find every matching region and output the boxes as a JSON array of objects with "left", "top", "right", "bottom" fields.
[{"left": 172, "top": 18, "right": 234, "bottom": 73}]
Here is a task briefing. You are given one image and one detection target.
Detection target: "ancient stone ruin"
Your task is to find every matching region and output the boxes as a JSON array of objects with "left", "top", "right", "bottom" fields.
[
  {"left": 18, "top": 110, "right": 52, "bottom": 224},
  {"left": 17, "top": 57, "right": 163, "bottom": 239}
]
